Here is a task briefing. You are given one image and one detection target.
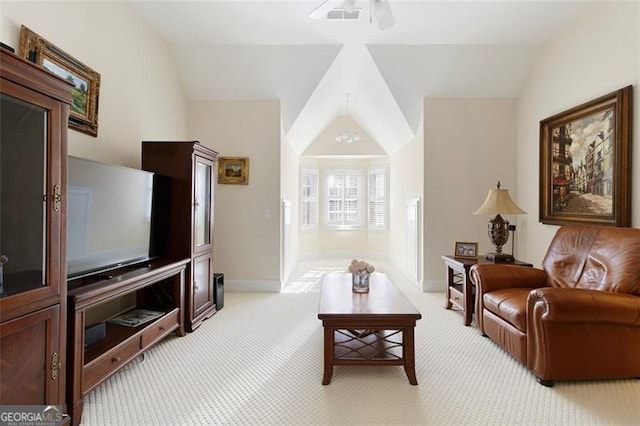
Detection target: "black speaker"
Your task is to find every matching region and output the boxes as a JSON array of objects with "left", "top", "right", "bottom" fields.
[
  {"left": 214, "top": 273, "right": 224, "bottom": 310},
  {"left": 85, "top": 322, "right": 106, "bottom": 347},
  {"left": 149, "top": 174, "right": 171, "bottom": 258}
]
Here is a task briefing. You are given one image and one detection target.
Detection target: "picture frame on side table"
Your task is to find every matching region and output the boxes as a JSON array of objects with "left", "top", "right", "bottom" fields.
[
  {"left": 539, "top": 86, "right": 632, "bottom": 227},
  {"left": 218, "top": 157, "right": 250, "bottom": 185},
  {"left": 18, "top": 25, "right": 101, "bottom": 137},
  {"left": 454, "top": 242, "right": 478, "bottom": 259}
]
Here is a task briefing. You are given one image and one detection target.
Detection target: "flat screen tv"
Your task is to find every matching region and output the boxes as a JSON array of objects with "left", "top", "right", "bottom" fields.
[{"left": 67, "top": 156, "right": 166, "bottom": 279}]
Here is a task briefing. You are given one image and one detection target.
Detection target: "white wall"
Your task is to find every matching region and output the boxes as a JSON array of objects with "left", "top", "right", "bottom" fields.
[
  {"left": 281, "top": 118, "right": 299, "bottom": 285},
  {"left": 517, "top": 2, "right": 639, "bottom": 266},
  {"left": 188, "top": 100, "right": 282, "bottom": 291},
  {"left": 302, "top": 115, "right": 387, "bottom": 156},
  {"left": 1, "top": 1, "right": 188, "bottom": 168},
  {"left": 389, "top": 116, "right": 424, "bottom": 284},
  {"left": 423, "top": 98, "right": 518, "bottom": 291}
]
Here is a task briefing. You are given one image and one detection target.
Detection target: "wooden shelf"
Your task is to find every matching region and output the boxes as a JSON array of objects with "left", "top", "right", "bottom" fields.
[
  {"left": 83, "top": 308, "right": 178, "bottom": 365},
  {"left": 67, "top": 258, "right": 188, "bottom": 426},
  {"left": 334, "top": 329, "right": 403, "bottom": 361}
]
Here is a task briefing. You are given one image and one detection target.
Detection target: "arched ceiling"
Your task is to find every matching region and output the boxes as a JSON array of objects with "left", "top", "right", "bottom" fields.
[
  {"left": 286, "top": 44, "right": 415, "bottom": 155},
  {"left": 130, "top": 0, "right": 591, "bottom": 154}
]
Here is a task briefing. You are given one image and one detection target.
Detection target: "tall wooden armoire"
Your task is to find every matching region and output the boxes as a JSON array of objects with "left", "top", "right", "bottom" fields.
[
  {"left": 0, "top": 49, "right": 71, "bottom": 415},
  {"left": 142, "top": 141, "right": 218, "bottom": 331}
]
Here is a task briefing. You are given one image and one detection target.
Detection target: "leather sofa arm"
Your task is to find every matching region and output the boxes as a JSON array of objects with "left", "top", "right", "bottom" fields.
[
  {"left": 527, "top": 287, "right": 640, "bottom": 325},
  {"left": 470, "top": 264, "right": 548, "bottom": 335},
  {"left": 470, "top": 264, "right": 548, "bottom": 293},
  {"left": 527, "top": 286, "right": 640, "bottom": 382}
]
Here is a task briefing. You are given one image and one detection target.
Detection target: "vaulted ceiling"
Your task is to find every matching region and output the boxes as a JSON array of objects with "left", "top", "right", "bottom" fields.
[{"left": 130, "top": 0, "right": 591, "bottom": 154}]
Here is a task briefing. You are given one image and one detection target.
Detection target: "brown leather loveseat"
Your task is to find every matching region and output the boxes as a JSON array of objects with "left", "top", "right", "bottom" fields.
[{"left": 469, "top": 225, "right": 640, "bottom": 386}]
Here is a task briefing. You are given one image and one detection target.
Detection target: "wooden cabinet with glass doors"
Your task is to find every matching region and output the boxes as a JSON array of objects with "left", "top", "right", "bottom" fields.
[
  {"left": 142, "top": 141, "right": 218, "bottom": 331},
  {"left": 0, "top": 49, "right": 72, "bottom": 413}
]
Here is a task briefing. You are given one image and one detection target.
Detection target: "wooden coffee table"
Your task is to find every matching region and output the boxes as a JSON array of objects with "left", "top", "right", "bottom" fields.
[{"left": 317, "top": 272, "right": 422, "bottom": 385}]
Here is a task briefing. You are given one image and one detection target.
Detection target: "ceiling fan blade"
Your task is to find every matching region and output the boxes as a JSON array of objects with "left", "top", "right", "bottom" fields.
[
  {"left": 373, "top": 0, "right": 395, "bottom": 30},
  {"left": 309, "top": 1, "right": 335, "bottom": 19},
  {"left": 343, "top": 0, "right": 357, "bottom": 13}
]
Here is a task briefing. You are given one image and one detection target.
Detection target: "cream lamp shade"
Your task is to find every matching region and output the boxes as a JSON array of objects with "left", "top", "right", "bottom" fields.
[
  {"left": 473, "top": 183, "right": 527, "bottom": 215},
  {"left": 473, "top": 181, "right": 526, "bottom": 262}
]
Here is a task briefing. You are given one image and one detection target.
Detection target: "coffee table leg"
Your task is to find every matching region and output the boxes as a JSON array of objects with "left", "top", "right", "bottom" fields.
[
  {"left": 322, "top": 326, "right": 334, "bottom": 385},
  {"left": 403, "top": 327, "right": 418, "bottom": 385}
]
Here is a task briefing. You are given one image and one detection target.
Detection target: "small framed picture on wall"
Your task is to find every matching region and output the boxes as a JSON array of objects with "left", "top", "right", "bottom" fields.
[{"left": 218, "top": 157, "right": 249, "bottom": 185}]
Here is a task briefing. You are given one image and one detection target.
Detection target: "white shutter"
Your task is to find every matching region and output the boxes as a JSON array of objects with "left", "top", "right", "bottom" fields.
[
  {"left": 325, "top": 169, "right": 362, "bottom": 228},
  {"left": 368, "top": 168, "right": 387, "bottom": 230},
  {"left": 301, "top": 169, "right": 318, "bottom": 230}
]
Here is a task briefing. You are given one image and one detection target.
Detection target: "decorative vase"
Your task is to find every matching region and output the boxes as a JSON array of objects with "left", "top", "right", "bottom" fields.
[{"left": 352, "top": 271, "right": 370, "bottom": 293}]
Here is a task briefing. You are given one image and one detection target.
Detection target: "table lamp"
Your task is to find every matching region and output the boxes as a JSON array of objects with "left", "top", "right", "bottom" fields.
[{"left": 473, "top": 181, "right": 526, "bottom": 262}]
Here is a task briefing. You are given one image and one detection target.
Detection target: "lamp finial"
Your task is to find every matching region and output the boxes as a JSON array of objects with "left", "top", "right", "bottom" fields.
[{"left": 496, "top": 181, "right": 501, "bottom": 189}]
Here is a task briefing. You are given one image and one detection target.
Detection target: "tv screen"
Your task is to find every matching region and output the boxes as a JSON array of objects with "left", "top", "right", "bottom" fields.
[{"left": 67, "top": 156, "right": 158, "bottom": 279}]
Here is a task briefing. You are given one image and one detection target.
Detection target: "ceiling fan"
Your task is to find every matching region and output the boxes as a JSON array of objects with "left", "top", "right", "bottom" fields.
[{"left": 309, "top": 0, "right": 395, "bottom": 31}]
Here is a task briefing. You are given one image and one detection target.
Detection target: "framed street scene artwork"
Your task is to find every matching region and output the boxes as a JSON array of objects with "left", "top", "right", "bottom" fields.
[{"left": 539, "top": 86, "right": 632, "bottom": 226}]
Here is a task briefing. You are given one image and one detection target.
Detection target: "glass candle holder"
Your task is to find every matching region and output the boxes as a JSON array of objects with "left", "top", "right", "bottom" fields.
[{"left": 352, "top": 272, "right": 370, "bottom": 293}]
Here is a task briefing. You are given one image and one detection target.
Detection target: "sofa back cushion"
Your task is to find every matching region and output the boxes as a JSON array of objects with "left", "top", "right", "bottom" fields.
[{"left": 542, "top": 226, "right": 640, "bottom": 295}]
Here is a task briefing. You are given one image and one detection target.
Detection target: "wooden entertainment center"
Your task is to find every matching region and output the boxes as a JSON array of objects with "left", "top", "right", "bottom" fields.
[
  {"left": 66, "top": 258, "right": 188, "bottom": 425},
  {"left": 0, "top": 50, "right": 220, "bottom": 426}
]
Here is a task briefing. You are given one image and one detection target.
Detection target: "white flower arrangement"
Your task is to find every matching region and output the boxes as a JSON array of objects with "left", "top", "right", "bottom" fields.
[{"left": 348, "top": 259, "right": 375, "bottom": 274}]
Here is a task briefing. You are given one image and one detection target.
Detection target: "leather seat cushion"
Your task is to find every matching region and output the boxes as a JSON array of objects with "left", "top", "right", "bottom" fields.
[{"left": 483, "top": 288, "right": 532, "bottom": 332}]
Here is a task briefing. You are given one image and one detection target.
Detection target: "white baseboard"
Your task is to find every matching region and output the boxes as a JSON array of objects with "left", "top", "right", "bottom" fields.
[
  {"left": 226, "top": 279, "right": 282, "bottom": 292},
  {"left": 390, "top": 258, "right": 423, "bottom": 291},
  {"left": 298, "top": 251, "right": 391, "bottom": 262},
  {"left": 295, "top": 253, "right": 426, "bottom": 292},
  {"left": 422, "top": 279, "right": 446, "bottom": 293}
]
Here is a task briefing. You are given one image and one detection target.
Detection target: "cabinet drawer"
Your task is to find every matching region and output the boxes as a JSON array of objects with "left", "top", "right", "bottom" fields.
[
  {"left": 449, "top": 287, "right": 464, "bottom": 308},
  {"left": 83, "top": 337, "right": 140, "bottom": 393},
  {"left": 141, "top": 310, "right": 179, "bottom": 348}
]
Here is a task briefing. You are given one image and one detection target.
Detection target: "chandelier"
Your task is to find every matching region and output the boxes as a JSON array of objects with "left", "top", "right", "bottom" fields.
[{"left": 336, "top": 93, "right": 360, "bottom": 144}]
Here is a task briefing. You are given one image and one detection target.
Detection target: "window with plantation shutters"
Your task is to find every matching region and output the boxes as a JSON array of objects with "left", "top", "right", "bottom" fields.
[
  {"left": 368, "top": 168, "right": 387, "bottom": 230},
  {"left": 325, "top": 169, "right": 362, "bottom": 228},
  {"left": 301, "top": 168, "right": 318, "bottom": 230}
]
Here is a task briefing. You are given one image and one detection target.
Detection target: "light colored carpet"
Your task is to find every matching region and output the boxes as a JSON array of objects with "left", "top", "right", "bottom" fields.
[{"left": 81, "top": 259, "right": 640, "bottom": 425}]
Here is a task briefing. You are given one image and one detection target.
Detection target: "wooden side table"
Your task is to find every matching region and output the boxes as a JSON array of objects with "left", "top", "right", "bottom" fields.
[{"left": 442, "top": 255, "right": 533, "bottom": 326}]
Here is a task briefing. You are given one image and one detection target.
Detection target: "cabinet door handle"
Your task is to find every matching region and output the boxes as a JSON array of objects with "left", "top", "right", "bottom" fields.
[
  {"left": 51, "top": 352, "right": 62, "bottom": 380},
  {"left": 193, "top": 282, "right": 199, "bottom": 291},
  {"left": 112, "top": 356, "right": 121, "bottom": 363},
  {"left": 52, "top": 184, "right": 62, "bottom": 212}
]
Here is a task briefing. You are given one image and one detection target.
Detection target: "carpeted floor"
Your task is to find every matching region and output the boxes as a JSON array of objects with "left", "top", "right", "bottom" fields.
[{"left": 81, "top": 259, "right": 640, "bottom": 425}]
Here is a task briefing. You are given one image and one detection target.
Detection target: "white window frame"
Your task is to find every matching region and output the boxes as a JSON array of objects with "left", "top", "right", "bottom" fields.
[
  {"left": 324, "top": 168, "right": 362, "bottom": 229},
  {"left": 368, "top": 167, "right": 387, "bottom": 231},
  {"left": 300, "top": 168, "right": 319, "bottom": 230}
]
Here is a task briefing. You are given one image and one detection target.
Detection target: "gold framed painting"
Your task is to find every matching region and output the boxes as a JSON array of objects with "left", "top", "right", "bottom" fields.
[
  {"left": 539, "top": 86, "right": 632, "bottom": 226},
  {"left": 19, "top": 25, "right": 101, "bottom": 137},
  {"left": 218, "top": 157, "right": 249, "bottom": 185}
]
